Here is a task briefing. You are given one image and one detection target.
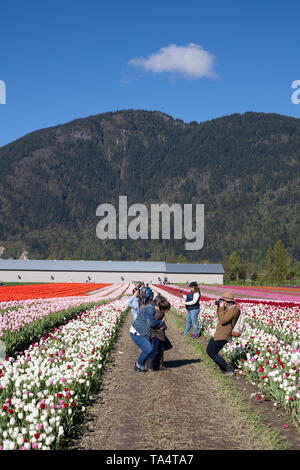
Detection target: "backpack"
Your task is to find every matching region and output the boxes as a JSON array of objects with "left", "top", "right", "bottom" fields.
[{"left": 232, "top": 311, "right": 246, "bottom": 337}]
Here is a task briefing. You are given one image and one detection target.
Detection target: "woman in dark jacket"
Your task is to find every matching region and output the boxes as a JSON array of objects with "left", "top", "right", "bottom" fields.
[
  {"left": 149, "top": 294, "right": 171, "bottom": 370},
  {"left": 130, "top": 298, "right": 171, "bottom": 372},
  {"left": 150, "top": 306, "right": 170, "bottom": 370}
]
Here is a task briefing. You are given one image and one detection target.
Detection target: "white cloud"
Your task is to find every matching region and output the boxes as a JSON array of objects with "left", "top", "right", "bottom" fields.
[{"left": 128, "top": 43, "right": 217, "bottom": 80}]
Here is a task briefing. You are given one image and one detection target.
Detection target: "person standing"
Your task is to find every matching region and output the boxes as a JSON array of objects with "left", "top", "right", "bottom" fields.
[
  {"left": 145, "top": 284, "right": 152, "bottom": 304},
  {"left": 141, "top": 283, "right": 147, "bottom": 305},
  {"left": 130, "top": 298, "right": 171, "bottom": 372},
  {"left": 127, "top": 287, "right": 140, "bottom": 321},
  {"left": 180, "top": 282, "right": 201, "bottom": 338},
  {"left": 206, "top": 292, "right": 240, "bottom": 376}
]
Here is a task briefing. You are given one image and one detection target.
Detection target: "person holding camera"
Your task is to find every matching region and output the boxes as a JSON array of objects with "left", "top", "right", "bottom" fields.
[
  {"left": 180, "top": 281, "right": 201, "bottom": 338},
  {"left": 206, "top": 292, "right": 240, "bottom": 376}
]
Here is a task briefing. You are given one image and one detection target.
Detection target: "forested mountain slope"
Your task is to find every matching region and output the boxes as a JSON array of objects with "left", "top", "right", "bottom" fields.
[{"left": 0, "top": 110, "right": 298, "bottom": 264}]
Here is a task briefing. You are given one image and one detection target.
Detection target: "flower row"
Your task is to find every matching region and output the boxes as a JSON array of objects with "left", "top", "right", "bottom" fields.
[
  {"left": 0, "top": 296, "right": 129, "bottom": 450},
  {"left": 0, "top": 283, "right": 113, "bottom": 301},
  {"left": 0, "top": 284, "right": 128, "bottom": 338}
]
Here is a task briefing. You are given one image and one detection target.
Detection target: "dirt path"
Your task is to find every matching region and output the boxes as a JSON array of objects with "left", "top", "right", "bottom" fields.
[{"left": 66, "top": 309, "right": 285, "bottom": 451}]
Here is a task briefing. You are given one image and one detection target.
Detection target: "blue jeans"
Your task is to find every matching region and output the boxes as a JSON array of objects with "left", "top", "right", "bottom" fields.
[
  {"left": 206, "top": 337, "right": 229, "bottom": 371},
  {"left": 184, "top": 308, "right": 200, "bottom": 335},
  {"left": 130, "top": 332, "right": 156, "bottom": 368},
  {"left": 131, "top": 309, "right": 138, "bottom": 321}
]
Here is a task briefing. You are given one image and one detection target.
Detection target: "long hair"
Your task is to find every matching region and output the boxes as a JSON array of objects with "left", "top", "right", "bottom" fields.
[
  {"left": 190, "top": 282, "right": 200, "bottom": 294},
  {"left": 157, "top": 298, "right": 171, "bottom": 312},
  {"left": 152, "top": 294, "right": 164, "bottom": 305}
]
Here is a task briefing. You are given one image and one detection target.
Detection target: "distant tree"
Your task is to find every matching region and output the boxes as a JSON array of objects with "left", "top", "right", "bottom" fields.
[
  {"left": 266, "top": 245, "right": 273, "bottom": 281},
  {"left": 251, "top": 271, "right": 258, "bottom": 285},
  {"left": 229, "top": 251, "right": 240, "bottom": 281},
  {"left": 286, "top": 271, "right": 295, "bottom": 282},
  {"left": 274, "top": 240, "right": 289, "bottom": 284},
  {"left": 238, "top": 263, "right": 248, "bottom": 283},
  {"left": 177, "top": 254, "right": 188, "bottom": 263}
]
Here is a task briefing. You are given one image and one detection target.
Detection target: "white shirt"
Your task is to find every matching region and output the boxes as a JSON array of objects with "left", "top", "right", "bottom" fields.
[
  {"left": 130, "top": 325, "right": 140, "bottom": 336},
  {"left": 183, "top": 292, "right": 200, "bottom": 306}
]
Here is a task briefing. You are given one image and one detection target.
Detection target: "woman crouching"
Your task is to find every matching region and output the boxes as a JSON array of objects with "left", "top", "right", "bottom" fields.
[{"left": 130, "top": 297, "right": 171, "bottom": 372}]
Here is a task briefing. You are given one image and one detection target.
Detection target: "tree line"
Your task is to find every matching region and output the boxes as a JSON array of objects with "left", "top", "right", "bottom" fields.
[{"left": 225, "top": 240, "right": 297, "bottom": 285}]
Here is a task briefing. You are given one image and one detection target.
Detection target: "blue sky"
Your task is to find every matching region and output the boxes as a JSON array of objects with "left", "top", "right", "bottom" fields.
[{"left": 0, "top": 0, "right": 299, "bottom": 148}]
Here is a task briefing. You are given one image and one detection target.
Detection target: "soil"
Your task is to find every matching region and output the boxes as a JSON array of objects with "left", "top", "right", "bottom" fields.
[{"left": 66, "top": 310, "right": 300, "bottom": 451}]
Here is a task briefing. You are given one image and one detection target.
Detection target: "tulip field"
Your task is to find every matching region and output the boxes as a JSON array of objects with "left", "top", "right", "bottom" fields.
[
  {"left": 0, "top": 283, "right": 113, "bottom": 301},
  {"left": 197, "top": 284, "right": 300, "bottom": 303},
  {"left": 0, "top": 280, "right": 299, "bottom": 450},
  {"left": 154, "top": 285, "right": 300, "bottom": 423},
  {"left": 0, "top": 283, "right": 131, "bottom": 450}
]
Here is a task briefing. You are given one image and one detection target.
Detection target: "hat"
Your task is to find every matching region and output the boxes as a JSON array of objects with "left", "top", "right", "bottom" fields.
[
  {"left": 220, "top": 292, "right": 235, "bottom": 302},
  {"left": 189, "top": 281, "right": 198, "bottom": 287}
]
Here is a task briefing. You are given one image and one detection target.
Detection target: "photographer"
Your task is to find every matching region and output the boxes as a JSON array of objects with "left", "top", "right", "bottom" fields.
[
  {"left": 180, "top": 281, "right": 201, "bottom": 338},
  {"left": 206, "top": 292, "right": 240, "bottom": 376}
]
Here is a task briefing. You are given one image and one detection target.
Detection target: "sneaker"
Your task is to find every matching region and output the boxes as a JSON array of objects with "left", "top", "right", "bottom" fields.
[
  {"left": 180, "top": 332, "right": 187, "bottom": 336},
  {"left": 191, "top": 333, "right": 198, "bottom": 338},
  {"left": 224, "top": 366, "right": 234, "bottom": 376},
  {"left": 134, "top": 362, "right": 146, "bottom": 372}
]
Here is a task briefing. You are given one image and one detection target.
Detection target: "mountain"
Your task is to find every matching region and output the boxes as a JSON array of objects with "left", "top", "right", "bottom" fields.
[{"left": 0, "top": 110, "right": 299, "bottom": 265}]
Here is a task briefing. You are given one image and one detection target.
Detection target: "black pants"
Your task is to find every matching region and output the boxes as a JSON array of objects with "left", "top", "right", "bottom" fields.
[
  {"left": 151, "top": 337, "right": 165, "bottom": 367},
  {"left": 206, "top": 337, "right": 229, "bottom": 371}
]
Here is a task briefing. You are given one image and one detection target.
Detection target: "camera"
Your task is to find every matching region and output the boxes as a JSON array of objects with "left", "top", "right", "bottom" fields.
[{"left": 215, "top": 298, "right": 222, "bottom": 306}]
